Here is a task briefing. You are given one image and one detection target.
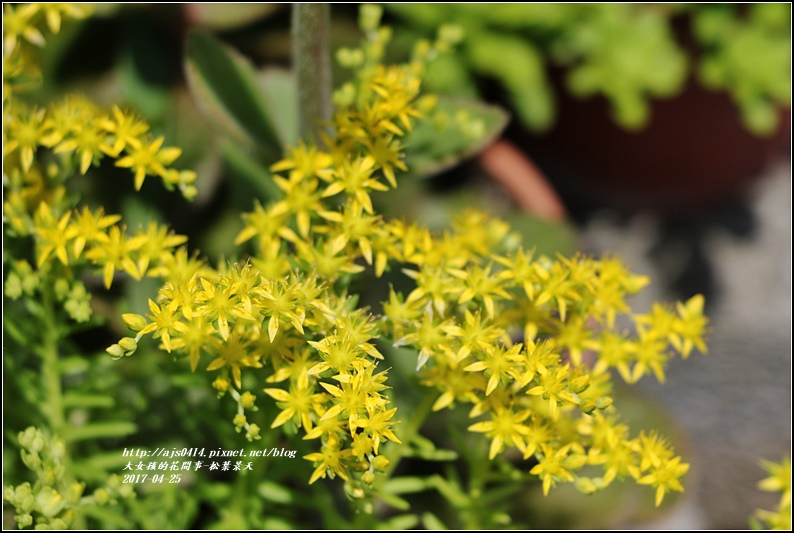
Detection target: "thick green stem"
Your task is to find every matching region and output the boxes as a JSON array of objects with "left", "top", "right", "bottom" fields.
[{"left": 292, "top": 3, "right": 332, "bottom": 143}]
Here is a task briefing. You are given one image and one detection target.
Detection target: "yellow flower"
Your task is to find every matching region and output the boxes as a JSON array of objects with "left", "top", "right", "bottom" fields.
[
  {"left": 206, "top": 327, "right": 262, "bottom": 388},
  {"left": 530, "top": 444, "right": 578, "bottom": 496},
  {"left": 759, "top": 457, "right": 792, "bottom": 507},
  {"left": 34, "top": 202, "right": 77, "bottom": 267},
  {"left": 303, "top": 435, "right": 352, "bottom": 484},
  {"left": 353, "top": 405, "right": 401, "bottom": 454},
  {"left": 115, "top": 136, "right": 182, "bottom": 190},
  {"left": 264, "top": 382, "right": 326, "bottom": 431},
  {"left": 637, "top": 455, "right": 690, "bottom": 507},
  {"left": 100, "top": 106, "right": 149, "bottom": 156},
  {"left": 3, "top": 4, "right": 45, "bottom": 52},
  {"left": 671, "top": 294, "right": 708, "bottom": 357},
  {"left": 84, "top": 225, "right": 147, "bottom": 288},
  {"left": 137, "top": 298, "right": 189, "bottom": 353},
  {"left": 469, "top": 407, "right": 532, "bottom": 459},
  {"left": 4, "top": 106, "right": 48, "bottom": 172},
  {"left": 69, "top": 206, "right": 120, "bottom": 258}
]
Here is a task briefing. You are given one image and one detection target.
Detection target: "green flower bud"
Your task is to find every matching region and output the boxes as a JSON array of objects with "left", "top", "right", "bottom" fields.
[
  {"left": 359, "top": 4, "right": 382, "bottom": 32},
  {"left": 21, "top": 272, "right": 39, "bottom": 296},
  {"left": 106, "top": 475, "right": 121, "bottom": 490},
  {"left": 54, "top": 279, "right": 70, "bottom": 301},
  {"left": 106, "top": 344, "right": 124, "bottom": 359},
  {"left": 233, "top": 414, "right": 247, "bottom": 427},
  {"left": 246, "top": 424, "right": 261, "bottom": 441},
  {"left": 579, "top": 399, "right": 597, "bottom": 415},
  {"left": 5, "top": 272, "right": 23, "bottom": 299},
  {"left": 21, "top": 450, "right": 41, "bottom": 470},
  {"left": 438, "top": 24, "right": 464, "bottom": 46},
  {"left": 40, "top": 469, "right": 56, "bottom": 487},
  {"left": 16, "top": 513, "right": 33, "bottom": 528},
  {"left": 36, "top": 487, "right": 64, "bottom": 518},
  {"left": 361, "top": 471, "right": 375, "bottom": 485},
  {"left": 575, "top": 477, "right": 598, "bottom": 494},
  {"left": 336, "top": 48, "right": 364, "bottom": 68},
  {"left": 595, "top": 397, "right": 614, "bottom": 410},
  {"left": 118, "top": 337, "right": 137, "bottom": 356},
  {"left": 93, "top": 488, "right": 109, "bottom": 506}
]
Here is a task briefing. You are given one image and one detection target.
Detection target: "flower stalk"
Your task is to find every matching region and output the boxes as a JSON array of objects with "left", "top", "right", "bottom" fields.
[{"left": 293, "top": 3, "right": 332, "bottom": 143}]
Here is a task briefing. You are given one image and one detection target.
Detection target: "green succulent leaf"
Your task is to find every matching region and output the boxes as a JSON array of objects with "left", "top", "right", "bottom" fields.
[
  {"left": 403, "top": 97, "right": 509, "bottom": 179},
  {"left": 257, "top": 68, "right": 299, "bottom": 147},
  {"left": 185, "top": 32, "right": 281, "bottom": 158}
]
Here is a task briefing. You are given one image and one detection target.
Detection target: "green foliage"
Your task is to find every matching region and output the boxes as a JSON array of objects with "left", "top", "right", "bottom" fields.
[
  {"left": 386, "top": 3, "right": 791, "bottom": 134},
  {"left": 693, "top": 4, "right": 791, "bottom": 135}
]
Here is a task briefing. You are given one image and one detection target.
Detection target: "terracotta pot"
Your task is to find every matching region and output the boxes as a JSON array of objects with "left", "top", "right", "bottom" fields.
[{"left": 515, "top": 73, "right": 790, "bottom": 216}]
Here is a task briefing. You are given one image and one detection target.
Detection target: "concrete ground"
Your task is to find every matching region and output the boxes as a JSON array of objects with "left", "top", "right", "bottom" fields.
[{"left": 578, "top": 162, "right": 791, "bottom": 529}]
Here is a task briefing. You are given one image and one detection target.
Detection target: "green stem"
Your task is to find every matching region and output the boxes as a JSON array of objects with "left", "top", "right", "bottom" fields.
[
  {"left": 292, "top": 3, "right": 332, "bottom": 143},
  {"left": 42, "top": 282, "right": 87, "bottom": 528},
  {"left": 41, "top": 283, "right": 65, "bottom": 433}
]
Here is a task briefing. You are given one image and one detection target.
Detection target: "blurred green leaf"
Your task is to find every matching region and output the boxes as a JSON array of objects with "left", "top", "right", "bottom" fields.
[
  {"left": 381, "top": 514, "right": 420, "bottom": 529},
  {"left": 75, "top": 451, "right": 137, "bottom": 475},
  {"left": 383, "top": 476, "right": 431, "bottom": 494},
  {"left": 404, "top": 97, "right": 508, "bottom": 180},
  {"left": 64, "top": 421, "right": 138, "bottom": 442},
  {"left": 257, "top": 481, "right": 294, "bottom": 504},
  {"left": 63, "top": 392, "right": 115, "bottom": 409},
  {"left": 185, "top": 32, "right": 281, "bottom": 158},
  {"left": 257, "top": 68, "right": 299, "bottom": 147},
  {"left": 422, "top": 512, "right": 448, "bottom": 530},
  {"left": 377, "top": 490, "right": 411, "bottom": 511}
]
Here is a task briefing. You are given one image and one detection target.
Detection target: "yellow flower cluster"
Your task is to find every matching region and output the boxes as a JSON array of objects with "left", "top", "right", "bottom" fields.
[
  {"left": 381, "top": 212, "right": 705, "bottom": 505},
  {"left": 3, "top": 4, "right": 197, "bottom": 321},
  {"left": 115, "top": 33, "right": 437, "bottom": 486},
  {"left": 753, "top": 457, "right": 792, "bottom": 530},
  {"left": 106, "top": 12, "right": 709, "bottom": 507},
  {"left": 3, "top": 98, "right": 197, "bottom": 200},
  {"left": 3, "top": 6, "right": 196, "bottom": 201}
]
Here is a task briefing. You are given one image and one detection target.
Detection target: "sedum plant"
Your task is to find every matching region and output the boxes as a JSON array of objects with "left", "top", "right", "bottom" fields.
[
  {"left": 5, "top": 4, "right": 709, "bottom": 529},
  {"left": 385, "top": 3, "right": 791, "bottom": 135}
]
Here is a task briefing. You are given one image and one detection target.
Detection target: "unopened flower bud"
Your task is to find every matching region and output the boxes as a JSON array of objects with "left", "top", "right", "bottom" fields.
[
  {"left": 371, "top": 455, "right": 390, "bottom": 470},
  {"left": 595, "top": 397, "right": 613, "bottom": 410},
  {"left": 122, "top": 314, "right": 148, "bottom": 331},
  {"left": 213, "top": 377, "right": 230, "bottom": 394},
  {"left": 359, "top": 4, "right": 382, "bottom": 32},
  {"left": 246, "top": 424, "right": 261, "bottom": 441},
  {"left": 106, "top": 344, "right": 124, "bottom": 359},
  {"left": 93, "top": 488, "right": 109, "bottom": 506},
  {"left": 118, "top": 337, "right": 137, "bottom": 356},
  {"left": 240, "top": 391, "right": 256, "bottom": 409},
  {"left": 36, "top": 487, "right": 64, "bottom": 518}
]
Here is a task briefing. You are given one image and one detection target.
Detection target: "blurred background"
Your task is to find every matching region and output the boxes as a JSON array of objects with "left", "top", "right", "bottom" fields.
[{"left": 7, "top": 3, "right": 790, "bottom": 529}]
